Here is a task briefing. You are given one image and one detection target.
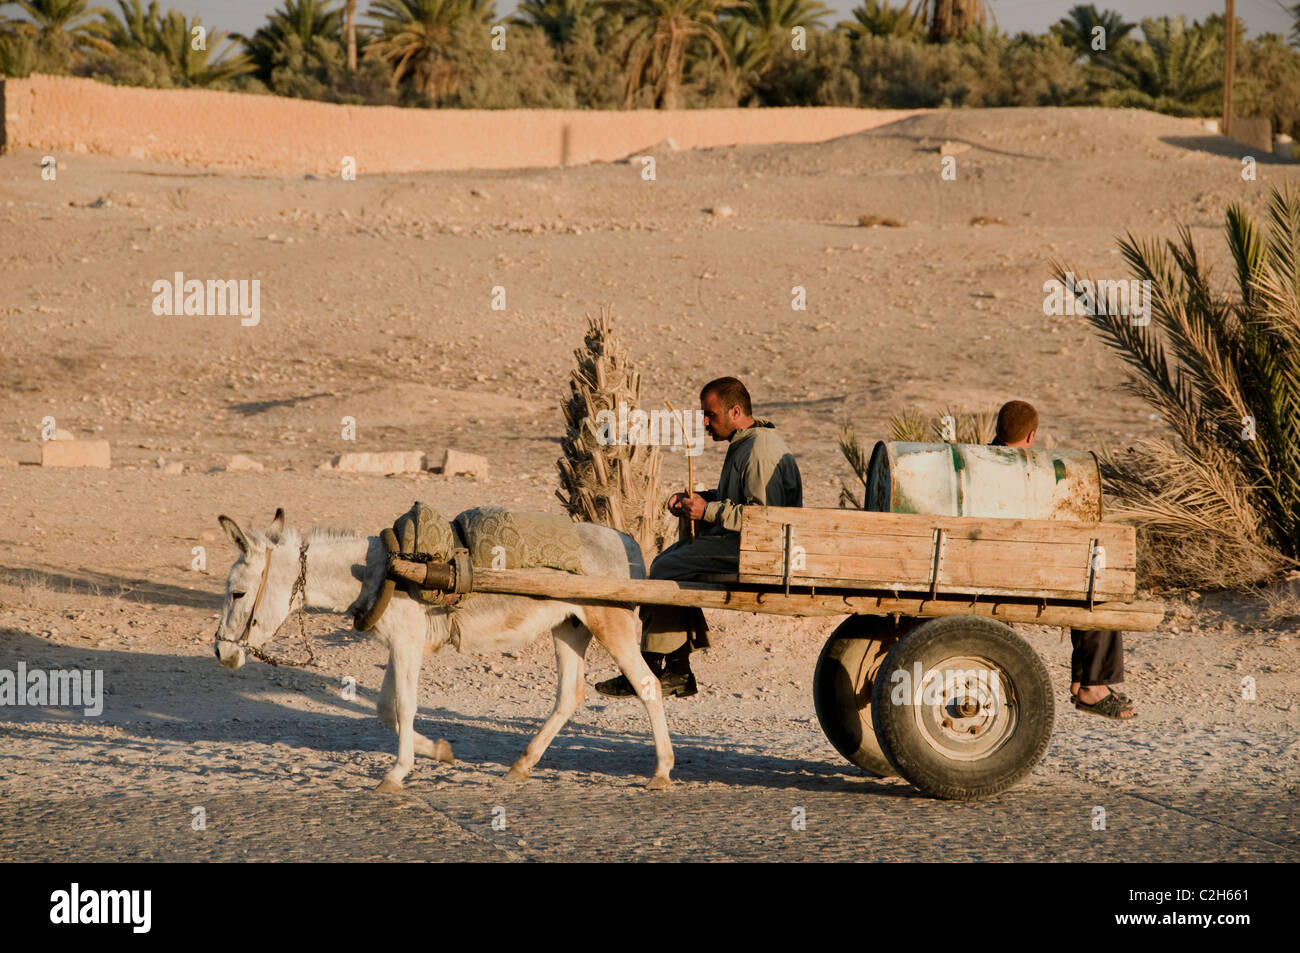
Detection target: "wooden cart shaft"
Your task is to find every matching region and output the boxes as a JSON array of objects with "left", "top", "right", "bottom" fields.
[{"left": 388, "top": 560, "right": 1165, "bottom": 631}]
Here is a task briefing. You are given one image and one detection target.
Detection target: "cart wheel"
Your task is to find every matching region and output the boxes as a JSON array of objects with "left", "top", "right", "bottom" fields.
[
  {"left": 870, "top": 615, "right": 1054, "bottom": 800},
  {"left": 813, "top": 615, "right": 918, "bottom": 778}
]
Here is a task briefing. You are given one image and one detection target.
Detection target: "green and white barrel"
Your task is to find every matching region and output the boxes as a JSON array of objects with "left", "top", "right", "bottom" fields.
[{"left": 865, "top": 442, "right": 1103, "bottom": 521}]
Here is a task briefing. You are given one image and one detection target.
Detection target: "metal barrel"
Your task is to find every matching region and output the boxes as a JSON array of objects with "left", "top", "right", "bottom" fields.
[{"left": 865, "top": 441, "right": 1103, "bottom": 521}]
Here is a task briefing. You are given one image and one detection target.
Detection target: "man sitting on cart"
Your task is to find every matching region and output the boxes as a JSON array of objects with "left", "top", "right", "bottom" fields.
[
  {"left": 596, "top": 376, "right": 803, "bottom": 699},
  {"left": 993, "top": 399, "right": 1136, "bottom": 720}
]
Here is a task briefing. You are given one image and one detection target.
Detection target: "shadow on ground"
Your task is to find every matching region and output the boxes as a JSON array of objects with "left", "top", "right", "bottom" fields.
[
  {"left": 0, "top": 564, "right": 221, "bottom": 610},
  {"left": 0, "top": 628, "right": 870, "bottom": 792},
  {"left": 1161, "top": 136, "right": 1296, "bottom": 163}
]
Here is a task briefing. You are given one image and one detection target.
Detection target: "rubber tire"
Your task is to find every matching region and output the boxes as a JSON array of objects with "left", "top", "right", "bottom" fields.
[
  {"left": 871, "top": 615, "right": 1054, "bottom": 800},
  {"left": 813, "top": 615, "right": 919, "bottom": 778}
]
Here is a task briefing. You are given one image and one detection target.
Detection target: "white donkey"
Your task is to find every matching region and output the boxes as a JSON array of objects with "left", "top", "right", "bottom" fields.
[{"left": 213, "top": 509, "right": 674, "bottom": 792}]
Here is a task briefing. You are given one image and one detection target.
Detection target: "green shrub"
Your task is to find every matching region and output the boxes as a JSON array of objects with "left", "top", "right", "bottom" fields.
[
  {"left": 436, "top": 22, "right": 577, "bottom": 107},
  {"left": 753, "top": 29, "right": 857, "bottom": 105},
  {"left": 1236, "top": 32, "right": 1300, "bottom": 140}
]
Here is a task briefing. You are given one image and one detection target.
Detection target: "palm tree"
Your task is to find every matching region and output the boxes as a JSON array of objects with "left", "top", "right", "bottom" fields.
[
  {"left": 0, "top": 4, "right": 41, "bottom": 75},
  {"left": 717, "top": 0, "right": 826, "bottom": 85},
  {"left": 717, "top": 14, "right": 764, "bottom": 72},
  {"left": 909, "top": 0, "right": 993, "bottom": 43},
  {"left": 1049, "top": 4, "right": 1133, "bottom": 60},
  {"left": 1056, "top": 185, "right": 1300, "bottom": 588},
  {"left": 1100, "top": 15, "right": 1221, "bottom": 107},
  {"left": 741, "top": 0, "right": 829, "bottom": 45},
  {"left": 88, "top": 1, "right": 252, "bottom": 84},
  {"left": 345, "top": 0, "right": 356, "bottom": 67},
  {"left": 613, "top": 0, "right": 742, "bottom": 108},
  {"left": 837, "top": 0, "right": 922, "bottom": 38},
  {"left": 1, "top": 1, "right": 24, "bottom": 35},
  {"left": 92, "top": 0, "right": 158, "bottom": 47},
  {"left": 152, "top": 8, "right": 252, "bottom": 85},
  {"left": 241, "top": 0, "right": 344, "bottom": 79},
  {"left": 365, "top": 0, "right": 495, "bottom": 98},
  {"left": 511, "top": 0, "right": 599, "bottom": 46},
  {"left": 715, "top": 14, "right": 766, "bottom": 100},
  {"left": 15, "top": 0, "right": 107, "bottom": 45}
]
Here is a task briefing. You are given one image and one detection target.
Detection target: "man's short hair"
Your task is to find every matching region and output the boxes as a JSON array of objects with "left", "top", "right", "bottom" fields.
[
  {"left": 700, "top": 377, "right": 752, "bottom": 416},
  {"left": 995, "top": 400, "right": 1038, "bottom": 445}
]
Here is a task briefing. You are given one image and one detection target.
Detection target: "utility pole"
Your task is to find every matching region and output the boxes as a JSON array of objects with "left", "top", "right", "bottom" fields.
[
  {"left": 346, "top": 0, "right": 357, "bottom": 72},
  {"left": 1222, "top": 0, "right": 1236, "bottom": 137}
]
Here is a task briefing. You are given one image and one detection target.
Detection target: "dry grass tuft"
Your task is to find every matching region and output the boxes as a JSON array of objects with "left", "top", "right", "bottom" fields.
[
  {"left": 858, "top": 213, "right": 905, "bottom": 228},
  {"left": 1253, "top": 576, "right": 1300, "bottom": 623}
]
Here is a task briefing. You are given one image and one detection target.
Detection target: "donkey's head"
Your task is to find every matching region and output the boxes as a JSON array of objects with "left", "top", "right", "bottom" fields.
[{"left": 213, "top": 508, "right": 294, "bottom": 670}]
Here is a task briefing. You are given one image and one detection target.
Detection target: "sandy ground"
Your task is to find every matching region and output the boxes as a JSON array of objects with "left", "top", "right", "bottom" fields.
[{"left": 1, "top": 107, "right": 1298, "bottom": 861}]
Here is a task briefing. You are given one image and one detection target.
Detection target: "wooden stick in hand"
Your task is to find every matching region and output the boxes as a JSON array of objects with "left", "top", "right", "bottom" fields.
[{"left": 665, "top": 400, "right": 694, "bottom": 541}]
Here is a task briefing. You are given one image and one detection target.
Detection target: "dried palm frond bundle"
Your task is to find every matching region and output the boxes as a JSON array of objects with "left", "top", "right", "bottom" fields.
[
  {"left": 1099, "top": 440, "right": 1292, "bottom": 590},
  {"left": 556, "top": 307, "right": 672, "bottom": 562}
]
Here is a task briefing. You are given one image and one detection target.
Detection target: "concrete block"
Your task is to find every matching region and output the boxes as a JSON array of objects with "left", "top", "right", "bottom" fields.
[
  {"left": 440, "top": 448, "right": 489, "bottom": 479},
  {"left": 332, "top": 451, "right": 426, "bottom": 474},
  {"left": 41, "top": 439, "right": 111, "bottom": 469},
  {"left": 1231, "top": 117, "right": 1272, "bottom": 153},
  {"left": 224, "top": 454, "right": 264, "bottom": 471}
]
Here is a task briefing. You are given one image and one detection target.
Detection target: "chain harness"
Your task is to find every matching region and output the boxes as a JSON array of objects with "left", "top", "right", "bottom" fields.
[{"left": 217, "top": 539, "right": 315, "bottom": 668}]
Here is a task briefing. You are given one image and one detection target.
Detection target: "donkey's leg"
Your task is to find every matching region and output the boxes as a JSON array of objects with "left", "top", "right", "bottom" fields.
[
  {"left": 376, "top": 632, "right": 435, "bottom": 793},
  {"left": 506, "top": 620, "right": 593, "bottom": 782},
  {"left": 587, "top": 605, "right": 674, "bottom": 789},
  {"left": 377, "top": 656, "right": 397, "bottom": 729},
  {"left": 379, "top": 641, "right": 452, "bottom": 763}
]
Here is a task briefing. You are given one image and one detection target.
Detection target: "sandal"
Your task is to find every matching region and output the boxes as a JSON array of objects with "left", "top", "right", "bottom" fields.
[
  {"left": 1074, "top": 689, "right": 1136, "bottom": 720},
  {"left": 1071, "top": 688, "right": 1132, "bottom": 706}
]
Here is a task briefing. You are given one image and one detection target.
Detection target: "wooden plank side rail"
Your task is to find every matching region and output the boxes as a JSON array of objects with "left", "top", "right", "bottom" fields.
[
  {"left": 446, "top": 567, "right": 1166, "bottom": 631},
  {"left": 739, "top": 506, "right": 1138, "bottom": 603}
]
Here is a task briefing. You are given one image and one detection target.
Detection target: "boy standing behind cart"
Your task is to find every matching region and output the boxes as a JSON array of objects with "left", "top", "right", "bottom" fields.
[{"left": 992, "top": 400, "right": 1137, "bottom": 720}]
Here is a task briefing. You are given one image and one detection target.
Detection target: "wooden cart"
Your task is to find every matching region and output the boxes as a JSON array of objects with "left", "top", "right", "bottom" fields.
[{"left": 390, "top": 504, "right": 1163, "bottom": 800}]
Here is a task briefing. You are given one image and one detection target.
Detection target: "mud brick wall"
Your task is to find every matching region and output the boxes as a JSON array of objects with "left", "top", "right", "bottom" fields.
[{"left": 0, "top": 74, "right": 927, "bottom": 174}]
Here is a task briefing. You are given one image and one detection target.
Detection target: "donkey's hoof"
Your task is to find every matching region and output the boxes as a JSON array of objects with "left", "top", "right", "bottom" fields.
[
  {"left": 416, "top": 736, "right": 455, "bottom": 763},
  {"left": 375, "top": 775, "right": 404, "bottom": 794},
  {"left": 505, "top": 766, "right": 530, "bottom": 783},
  {"left": 646, "top": 774, "right": 673, "bottom": 791}
]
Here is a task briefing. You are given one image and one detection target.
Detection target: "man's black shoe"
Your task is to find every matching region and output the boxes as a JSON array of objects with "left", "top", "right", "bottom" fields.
[
  {"left": 659, "top": 670, "right": 698, "bottom": 698},
  {"left": 594, "top": 670, "right": 698, "bottom": 698},
  {"left": 594, "top": 673, "right": 637, "bottom": 697}
]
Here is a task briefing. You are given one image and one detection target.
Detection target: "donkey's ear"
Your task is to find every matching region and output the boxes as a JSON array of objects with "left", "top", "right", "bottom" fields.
[
  {"left": 267, "top": 508, "right": 285, "bottom": 544},
  {"left": 219, "top": 515, "right": 249, "bottom": 555}
]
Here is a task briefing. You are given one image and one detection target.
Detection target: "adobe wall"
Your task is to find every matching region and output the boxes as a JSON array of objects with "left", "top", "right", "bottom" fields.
[{"left": 1, "top": 74, "right": 927, "bottom": 174}]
